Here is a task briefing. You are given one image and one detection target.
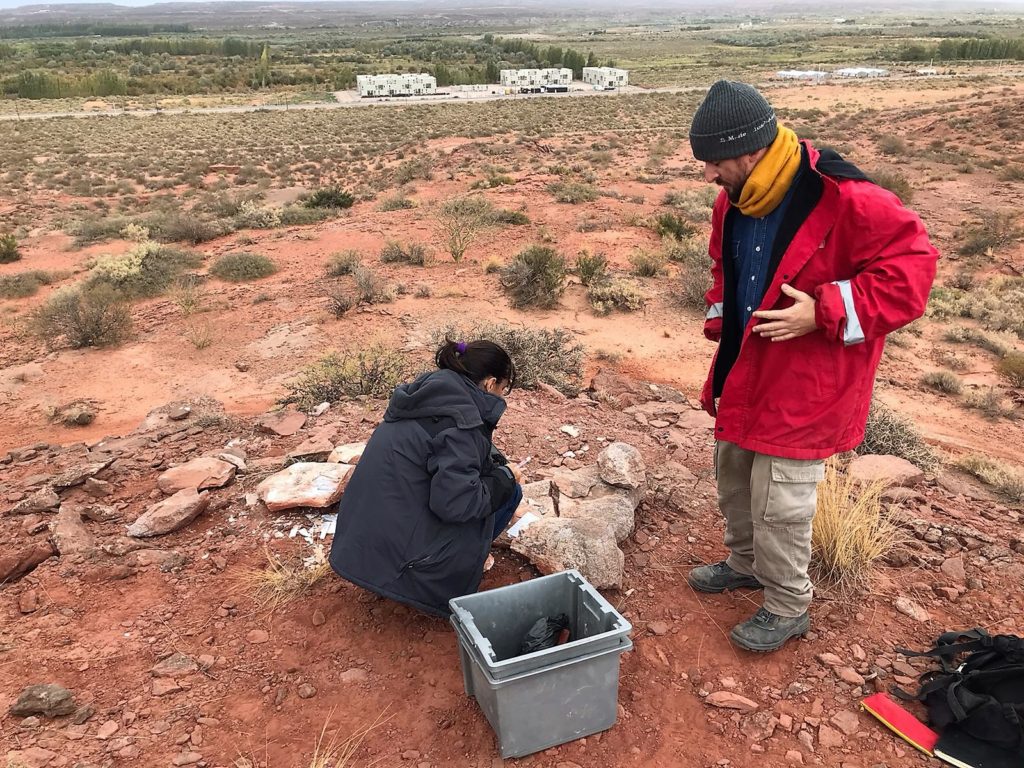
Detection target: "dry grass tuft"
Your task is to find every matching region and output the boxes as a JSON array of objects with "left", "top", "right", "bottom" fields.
[
  {"left": 812, "top": 459, "right": 900, "bottom": 593},
  {"left": 957, "top": 454, "right": 1024, "bottom": 503},
  {"left": 308, "top": 708, "right": 392, "bottom": 768},
  {"left": 236, "top": 547, "right": 332, "bottom": 613}
]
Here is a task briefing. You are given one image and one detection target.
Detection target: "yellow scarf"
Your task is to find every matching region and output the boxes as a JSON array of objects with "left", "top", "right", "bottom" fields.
[{"left": 735, "top": 125, "right": 801, "bottom": 218}]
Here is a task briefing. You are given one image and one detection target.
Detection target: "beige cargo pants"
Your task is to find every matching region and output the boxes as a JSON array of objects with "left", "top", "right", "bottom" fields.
[{"left": 715, "top": 441, "right": 825, "bottom": 618}]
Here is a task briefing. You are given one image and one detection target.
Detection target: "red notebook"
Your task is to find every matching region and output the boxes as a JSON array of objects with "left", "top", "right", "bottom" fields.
[{"left": 861, "top": 693, "right": 940, "bottom": 756}]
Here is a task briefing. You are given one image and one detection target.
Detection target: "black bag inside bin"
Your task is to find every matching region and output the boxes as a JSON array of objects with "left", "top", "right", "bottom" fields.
[{"left": 520, "top": 614, "right": 570, "bottom": 655}]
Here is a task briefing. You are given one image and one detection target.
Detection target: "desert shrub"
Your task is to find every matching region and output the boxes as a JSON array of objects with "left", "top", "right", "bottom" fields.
[
  {"left": 957, "top": 454, "right": 1024, "bottom": 503},
  {"left": 943, "top": 325, "right": 1011, "bottom": 356},
  {"left": 877, "top": 134, "right": 908, "bottom": 156},
  {"left": 379, "top": 195, "right": 415, "bottom": 212},
  {"left": 234, "top": 200, "right": 281, "bottom": 229},
  {"left": 492, "top": 209, "right": 530, "bottom": 226},
  {"left": 209, "top": 252, "right": 277, "bottom": 282},
  {"left": 500, "top": 245, "right": 567, "bottom": 309},
  {"left": 414, "top": 283, "right": 432, "bottom": 298},
  {"left": 921, "top": 371, "right": 962, "bottom": 395},
  {"left": 935, "top": 349, "right": 968, "bottom": 371},
  {"left": 0, "top": 270, "right": 56, "bottom": 299},
  {"left": 326, "top": 250, "right": 361, "bottom": 276},
  {"left": 471, "top": 173, "right": 514, "bottom": 189},
  {"left": 326, "top": 289, "right": 356, "bottom": 318},
  {"left": 811, "top": 459, "right": 898, "bottom": 593},
  {"left": 630, "top": 249, "right": 667, "bottom": 277},
  {"left": 34, "top": 284, "right": 132, "bottom": 349},
  {"left": 393, "top": 158, "right": 434, "bottom": 184},
  {"left": 282, "top": 344, "right": 410, "bottom": 408},
  {"left": 997, "top": 165, "right": 1024, "bottom": 182},
  {"left": 304, "top": 187, "right": 354, "bottom": 210},
  {"left": 431, "top": 322, "right": 584, "bottom": 396},
  {"left": 653, "top": 212, "right": 698, "bottom": 241},
  {"left": 87, "top": 242, "right": 203, "bottom": 298},
  {"left": 483, "top": 258, "right": 502, "bottom": 274},
  {"left": 71, "top": 216, "right": 132, "bottom": 246},
  {"left": 997, "top": 352, "right": 1024, "bottom": 388},
  {"left": 380, "top": 241, "right": 430, "bottom": 266},
  {"left": 548, "top": 181, "right": 598, "bottom": 204},
  {"left": 588, "top": 280, "right": 646, "bottom": 315},
  {"left": 352, "top": 266, "right": 395, "bottom": 304},
  {"left": 120, "top": 222, "right": 150, "bottom": 242},
  {"left": 964, "top": 387, "right": 1016, "bottom": 420},
  {"left": 436, "top": 196, "right": 493, "bottom": 262},
  {"left": 957, "top": 212, "right": 1021, "bottom": 257},
  {"left": 662, "top": 187, "right": 717, "bottom": 223},
  {"left": 149, "top": 213, "right": 231, "bottom": 245},
  {"left": 946, "top": 271, "right": 975, "bottom": 291},
  {"left": 575, "top": 251, "right": 608, "bottom": 287},
  {"left": 871, "top": 170, "right": 914, "bottom": 204},
  {"left": 858, "top": 398, "right": 939, "bottom": 470},
  {"left": 279, "top": 205, "right": 331, "bottom": 226}
]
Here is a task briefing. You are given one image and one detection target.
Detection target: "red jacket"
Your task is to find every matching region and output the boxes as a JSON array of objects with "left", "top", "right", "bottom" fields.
[{"left": 701, "top": 142, "right": 938, "bottom": 460}]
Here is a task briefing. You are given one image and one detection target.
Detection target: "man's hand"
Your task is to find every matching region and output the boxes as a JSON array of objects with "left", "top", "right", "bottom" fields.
[
  {"left": 509, "top": 463, "right": 524, "bottom": 484},
  {"left": 752, "top": 284, "right": 818, "bottom": 342}
]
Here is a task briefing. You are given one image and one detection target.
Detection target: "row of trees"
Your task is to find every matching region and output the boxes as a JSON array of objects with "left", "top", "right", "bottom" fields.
[
  {"left": 8, "top": 69, "right": 128, "bottom": 98},
  {"left": 899, "top": 37, "right": 1024, "bottom": 61}
]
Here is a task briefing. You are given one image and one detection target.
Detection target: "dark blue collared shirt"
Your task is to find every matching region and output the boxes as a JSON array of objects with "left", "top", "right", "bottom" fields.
[{"left": 730, "top": 174, "right": 799, "bottom": 330}]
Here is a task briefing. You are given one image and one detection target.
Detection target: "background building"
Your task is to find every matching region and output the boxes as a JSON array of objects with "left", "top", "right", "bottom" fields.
[
  {"left": 356, "top": 73, "right": 437, "bottom": 98},
  {"left": 583, "top": 67, "right": 629, "bottom": 89},
  {"left": 499, "top": 68, "right": 572, "bottom": 93}
]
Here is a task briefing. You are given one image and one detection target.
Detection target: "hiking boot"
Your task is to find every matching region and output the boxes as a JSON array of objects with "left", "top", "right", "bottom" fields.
[
  {"left": 730, "top": 607, "right": 810, "bottom": 653},
  {"left": 687, "top": 561, "right": 763, "bottom": 593}
]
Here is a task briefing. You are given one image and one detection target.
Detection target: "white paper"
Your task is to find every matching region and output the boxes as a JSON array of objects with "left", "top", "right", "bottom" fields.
[{"left": 507, "top": 512, "right": 539, "bottom": 539}]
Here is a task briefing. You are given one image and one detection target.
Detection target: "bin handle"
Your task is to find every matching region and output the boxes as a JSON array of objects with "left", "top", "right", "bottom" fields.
[{"left": 451, "top": 605, "right": 497, "bottom": 662}]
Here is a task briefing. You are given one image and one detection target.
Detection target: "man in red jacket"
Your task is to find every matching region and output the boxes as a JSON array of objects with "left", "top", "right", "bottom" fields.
[{"left": 686, "top": 80, "right": 938, "bottom": 652}]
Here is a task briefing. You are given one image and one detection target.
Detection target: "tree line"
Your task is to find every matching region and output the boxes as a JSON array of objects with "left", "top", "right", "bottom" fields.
[{"left": 898, "top": 37, "right": 1024, "bottom": 61}]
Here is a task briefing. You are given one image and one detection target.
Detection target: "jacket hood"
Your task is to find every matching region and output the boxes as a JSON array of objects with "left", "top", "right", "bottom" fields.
[{"left": 384, "top": 368, "right": 506, "bottom": 429}]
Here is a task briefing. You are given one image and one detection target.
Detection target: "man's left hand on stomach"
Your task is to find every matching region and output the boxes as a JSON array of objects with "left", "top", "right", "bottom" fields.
[{"left": 752, "top": 283, "right": 818, "bottom": 342}]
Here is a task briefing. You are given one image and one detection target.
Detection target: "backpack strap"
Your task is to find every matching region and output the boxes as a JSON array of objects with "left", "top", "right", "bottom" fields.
[{"left": 896, "top": 629, "right": 994, "bottom": 674}]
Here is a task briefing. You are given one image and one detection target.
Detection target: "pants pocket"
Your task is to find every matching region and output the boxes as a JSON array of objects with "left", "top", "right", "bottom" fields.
[{"left": 764, "top": 458, "right": 825, "bottom": 525}]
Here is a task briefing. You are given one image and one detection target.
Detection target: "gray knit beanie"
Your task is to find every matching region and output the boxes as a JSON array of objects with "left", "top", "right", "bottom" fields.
[{"left": 689, "top": 80, "right": 778, "bottom": 162}]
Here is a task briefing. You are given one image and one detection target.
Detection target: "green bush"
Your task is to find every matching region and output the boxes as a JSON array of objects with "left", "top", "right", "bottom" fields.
[
  {"left": 500, "top": 245, "right": 567, "bottom": 309},
  {"left": 304, "top": 187, "right": 354, "bottom": 209},
  {"left": 149, "top": 213, "right": 232, "bottom": 245},
  {"left": 71, "top": 216, "right": 132, "bottom": 247},
  {"left": 352, "top": 266, "right": 395, "bottom": 304},
  {"left": 0, "top": 270, "right": 56, "bottom": 299},
  {"left": 431, "top": 322, "right": 585, "bottom": 396},
  {"left": 326, "top": 289, "right": 356, "bottom": 318},
  {"left": 380, "top": 241, "right": 430, "bottom": 266},
  {"left": 548, "top": 181, "right": 599, "bottom": 204},
  {"left": 630, "top": 249, "right": 667, "bottom": 277},
  {"left": 34, "top": 284, "right": 132, "bottom": 349},
  {"left": 436, "top": 196, "right": 494, "bottom": 262},
  {"left": 233, "top": 200, "right": 281, "bottom": 229},
  {"left": 858, "top": 398, "right": 938, "bottom": 470},
  {"left": 493, "top": 209, "right": 530, "bottom": 226},
  {"left": 575, "top": 251, "right": 608, "bottom": 287},
  {"left": 279, "top": 205, "right": 332, "bottom": 226},
  {"left": 209, "top": 252, "right": 277, "bottom": 282},
  {"left": 87, "top": 242, "right": 203, "bottom": 298},
  {"left": 653, "top": 212, "right": 698, "bottom": 241},
  {"left": 872, "top": 170, "right": 914, "bottom": 204},
  {"left": 282, "top": 344, "right": 410, "bottom": 408},
  {"left": 998, "top": 352, "right": 1024, "bottom": 388},
  {"left": 588, "top": 280, "right": 646, "bottom": 315},
  {"left": 471, "top": 173, "right": 515, "bottom": 189},
  {"left": 662, "top": 187, "right": 717, "bottom": 223},
  {"left": 0, "top": 233, "right": 20, "bottom": 263},
  {"left": 379, "top": 195, "right": 415, "bottom": 212},
  {"left": 921, "top": 371, "right": 963, "bottom": 395},
  {"left": 877, "top": 134, "right": 908, "bottom": 156},
  {"left": 957, "top": 212, "right": 1021, "bottom": 257},
  {"left": 326, "top": 250, "right": 361, "bottom": 276}
]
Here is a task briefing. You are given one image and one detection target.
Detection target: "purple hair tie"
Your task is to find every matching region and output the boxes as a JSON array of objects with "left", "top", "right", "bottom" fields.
[{"left": 455, "top": 341, "right": 468, "bottom": 355}]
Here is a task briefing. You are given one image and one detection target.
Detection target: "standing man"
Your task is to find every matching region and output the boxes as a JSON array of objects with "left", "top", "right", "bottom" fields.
[{"left": 686, "top": 81, "right": 938, "bottom": 652}]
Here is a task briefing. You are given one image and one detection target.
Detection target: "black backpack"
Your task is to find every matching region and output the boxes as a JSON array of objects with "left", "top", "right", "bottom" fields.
[{"left": 894, "top": 628, "right": 1024, "bottom": 757}]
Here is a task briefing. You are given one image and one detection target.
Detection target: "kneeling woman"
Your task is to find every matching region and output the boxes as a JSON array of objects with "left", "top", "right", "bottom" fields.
[{"left": 329, "top": 339, "right": 523, "bottom": 617}]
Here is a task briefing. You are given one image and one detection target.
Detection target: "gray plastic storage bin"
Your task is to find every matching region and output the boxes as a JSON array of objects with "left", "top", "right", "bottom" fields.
[
  {"left": 449, "top": 569, "right": 632, "bottom": 680},
  {"left": 448, "top": 570, "right": 633, "bottom": 758}
]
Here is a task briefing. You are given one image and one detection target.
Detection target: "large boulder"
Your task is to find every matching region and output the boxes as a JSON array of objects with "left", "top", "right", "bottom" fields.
[
  {"left": 157, "top": 456, "right": 236, "bottom": 495},
  {"left": 9, "top": 684, "right": 76, "bottom": 717},
  {"left": 559, "top": 490, "right": 637, "bottom": 543},
  {"left": 127, "top": 489, "right": 210, "bottom": 538},
  {"left": 849, "top": 454, "right": 925, "bottom": 487},
  {"left": 511, "top": 517, "right": 624, "bottom": 589},
  {"left": 256, "top": 462, "right": 353, "bottom": 512},
  {"left": 597, "top": 442, "right": 646, "bottom": 490}
]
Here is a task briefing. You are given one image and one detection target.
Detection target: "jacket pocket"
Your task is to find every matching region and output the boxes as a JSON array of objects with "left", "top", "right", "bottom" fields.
[
  {"left": 763, "top": 458, "right": 825, "bottom": 525},
  {"left": 402, "top": 535, "right": 458, "bottom": 572}
]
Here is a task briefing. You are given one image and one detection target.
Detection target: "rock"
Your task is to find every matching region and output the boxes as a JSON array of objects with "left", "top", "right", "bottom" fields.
[
  {"left": 816, "top": 652, "right": 843, "bottom": 667},
  {"left": 894, "top": 596, "right": 930, "bottom": 623},
  {"left": 81, "top": 503, "right": 117, "bottom": 522},
  {"left": 511, "top": 517, "right": 624, "bottom": 589},
  {"left": 785, "top": 750, "right": 804, "bottom": 764},
  {"left": 151, "top": 653, "right": 198, "bottom": 678},
  {"left": 0, "top": 542, "right": 56, "bottom": 583},
  {"left": 940, "top": 556, "right": 966, "bottom": 585},
  {"left": 835, "top": 667, "right": 865, "bottom": 686},
  {"left": 339, "top": 668, "right": 368, "bottom": 684},
  {"left": 288, "top": 432, "right": 336, "bottom": 461},
  {"left": 830, "top": 710, "right": 861, "bottom": 736},
  {"left": 9, "top": 684, "right": 76, "bottom": 717},
  {"left": 327, "top": 442, "right": 366, "bottom": 464},
  {"left": 213, "top": 452, "right": 247, "bottom": 472},
  {"left": 18, "top": 589, "right": 41, "bottom": 614},
  {"left": 171, "top": 751, "right": 203, "bottom": 766},
  {"left": 256, "top": 462, "right": 353, "bottom": 512},
  {"left": 51, "top": 458, "right": 114, "bottom": 489},
  {"left": 258, "top": 409, "right": 306, "bottom": 436},
  {"left": 312, "top": 609, "right": 326, "bottom": 627},
  {"left": 705, "top": 691, "right": 759, "bottom": 713},
  {"left": 127, "top": 489, "right": 210, "bottom": 538},
  {"left": 128, "top": 549, "right": 186, "bottom": 569},
  {"left": 50, "top": 505, "right": 95, "bottom": 557},
  {"left": 157, "top": 457, "right": 236, "bottom": 494},
  {"left": 818, "top": 724, "right": 845, "bottom": 749},
  {"left": 56, "top": 402, "right": 96, "bottom": 427},
  {"left": 311, "top": 402, "right": 330, "bottom": 416},
  {"left": 648, "top": 621, "right": 670, "bottom": 636},
  {"left": 588, "top": 371, "right": 657, "bottom": 408},
  {"left": 936, "top": 586, "right": 959, "bottom": 602},
  {"left": 560, "top": 425, "right": 580, "bottom": 438},
  {"left": 167, "top": 405, "right": 192, "bottom": 421},
  {"left": 96, "top": 720, "right": 119, "bottom": 740},
  {"left": 5, "top": 747, "right": 57, "bottom": 768},
  {"left": 247, "top": 629, "right": 270, "bottom": 644},
  {"left": 151, "top": 679, "right": 181, "bottom": 696},
  {"left": 848, "top": 455, "right": 925, "bottom": 488},
  {"left": 297, "top": 683, "right": 317, "bottom": 699},
  {"left": 6, "top": 487, "right": 60, "bottom": 516},
  {"left": 550, "top": 465, "right": 602, "bottom": 499},
  {"left": 597, "top": 442, "right": 646, "bottom": 490},
  {"left": 560, "top": 491, "right": 637, "bottom": 543},
  {"left": 741, "top": 711, "right": 777, "bottom": 741}
]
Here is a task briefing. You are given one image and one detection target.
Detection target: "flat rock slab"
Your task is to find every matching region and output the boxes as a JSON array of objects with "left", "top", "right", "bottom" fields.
[
  {"left": 51, "top": 457, "right": 114, "bottom": 489},
  {"left": 849, "top": 454, "right": 925, "bottom": 487},
  {"left": 327, "top": 442, "right": 366, "bottom": 464},
  {"left": 151, "top": 652, "right": 198, "bottom": 679},
  {"left": 511, "top": 517, "right": 624, "bottom": 589},
  {"left": 0, "top": 542, "right": 57, "bottom": 584},
  {"left": 258, "top": 410, "right": 307, "bottom": 437},
  {"left": 287, "top": 433, "right": 336, "bottom": 461},
  {"left": 597, "top": 442, "right": 646, "bottom": 490},
  {"left": 6, "top": 487, "right": 60, "bottom": 516},
  {"left": 128, "top": 489, "right": 210, "bottom": 538},
  {"left": 51, "top": 505, "right": 96, "bottom": 557},
  {"left": 705, "top": 691, "right": 759, "bottom": 713},
  {"left": 157, "top": 457, "right": 236, "bottom": 494},
  {"left": 559, "top": 491, "right": 637, "bottom": 543},
  {"left": 9, "top": 684, "right": 76, "bottom": 717},
  {"left": 257, "top": 462, "right": 353, "bottom": 512},
  {"left": 550, "top": 465, "right": 602, "bottom": 499}
]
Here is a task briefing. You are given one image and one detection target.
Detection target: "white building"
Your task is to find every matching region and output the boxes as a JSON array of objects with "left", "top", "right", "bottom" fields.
[
  {"left": 499, "top": 68, "right": 572, "bottom": 93},
  {"left": 583, "top": 67, "right": 628, "bottom": 90},
  {"left": 835, "top": 67, "right": 889, "bottom": 78},
  {"left": 356, "top": 73, "right": 437, "bottom": 98},
  {"left": 775, "top": 70, "right": 829, "bottom": 81}
]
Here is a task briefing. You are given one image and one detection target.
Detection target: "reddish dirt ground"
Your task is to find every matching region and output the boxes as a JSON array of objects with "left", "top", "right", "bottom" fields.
[{"left": 2, "top": 78, "right": 1023, "bottom": 768}]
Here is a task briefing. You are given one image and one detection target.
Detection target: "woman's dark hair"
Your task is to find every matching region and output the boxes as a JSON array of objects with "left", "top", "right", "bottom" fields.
[{"left": 435, "top": 338, "right": 516, "bottom": 394}]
